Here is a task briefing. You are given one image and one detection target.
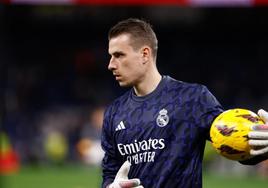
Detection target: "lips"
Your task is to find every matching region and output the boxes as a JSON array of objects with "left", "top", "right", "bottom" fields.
[
  {"left": 115, "top": 75, "right": 121, "bottom": 80},
  {"left": 113, "top": 72, "right": 121, "bottom": 79},
  {"left": 113, "top": 74, "right": 121, "bottom": 80}
]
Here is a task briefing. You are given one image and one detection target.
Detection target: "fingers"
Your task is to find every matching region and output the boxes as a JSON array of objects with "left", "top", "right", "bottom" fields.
[
  {"left": 119, "top": 179, "right": 141, "bottom": 188},
  {"left": 251, "top": 124, "right": 268, "bottom": 131},
  {"left": 248, "top": 131, "right": 268, "bottom": 139},
  {"left": 258, "top": 109, "right": 268, "bottom": 122},
  {"left": 249, "top": 139, "right": 268, "bottom": 146},
  {"left": 111, "top": 161, "right": 142, "bottom": 188},
  {"left": 250, "top": 146, "right": 268, "bottom": 156},
  {"left": 249, "top": 121, "right": 268, "bottom": 156},
  {"left": 115, "top": 161, "right": 131, "bottom": 180}
]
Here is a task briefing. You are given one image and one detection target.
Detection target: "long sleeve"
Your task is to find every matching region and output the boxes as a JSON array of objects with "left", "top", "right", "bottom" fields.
[{"left": 101, "top": 105, "right": 122, "bottom": 188}]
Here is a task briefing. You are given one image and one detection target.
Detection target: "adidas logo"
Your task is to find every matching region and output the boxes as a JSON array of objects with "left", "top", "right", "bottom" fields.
[{"left": 115, "top": 121, "right": 126, "bottom": 131}]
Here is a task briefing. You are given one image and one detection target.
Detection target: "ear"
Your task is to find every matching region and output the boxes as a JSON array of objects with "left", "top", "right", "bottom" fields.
[{"left": 141, "top": 46, "right": 150, "bottom": 64}]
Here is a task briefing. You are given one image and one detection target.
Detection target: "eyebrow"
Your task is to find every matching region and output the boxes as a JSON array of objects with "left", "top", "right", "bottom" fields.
[{"left": 111, "top": 51, "right": 125, "bottom": 56}]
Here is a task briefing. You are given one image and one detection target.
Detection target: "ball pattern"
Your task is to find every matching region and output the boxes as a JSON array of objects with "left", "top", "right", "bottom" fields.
[{"left": 210, "top": 108, "right": 265, "bottom": 161}]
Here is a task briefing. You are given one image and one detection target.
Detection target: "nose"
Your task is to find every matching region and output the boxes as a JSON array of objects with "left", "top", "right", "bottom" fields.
[{"left": 108, "top": 57, "right": 116, "bottom": 71}]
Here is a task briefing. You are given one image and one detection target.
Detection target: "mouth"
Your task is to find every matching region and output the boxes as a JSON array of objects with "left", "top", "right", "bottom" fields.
[
  {"left": 113, "top": 74, "right": 121, "bottom": 80},
  {"left": 115, "top": 76, "right": 121, "bottom": 81}
]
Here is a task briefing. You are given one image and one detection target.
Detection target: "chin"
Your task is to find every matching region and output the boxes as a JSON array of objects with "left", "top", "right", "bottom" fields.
[
  {"left": 118, "top": 81, "right": 132, "bottom": 87},
  {"left": 118, "top": 82, "right": 128, "bottom": 87}
]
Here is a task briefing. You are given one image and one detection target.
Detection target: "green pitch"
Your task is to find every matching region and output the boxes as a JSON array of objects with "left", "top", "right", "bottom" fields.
[
  {"left": 203, "top": 173, "right": 268, "bottom": 188},
  {"left": 1, "top": 165, "right": 101, "bottom": 188},
  {"left": 1, "top": 165, "right": 268, "bottom": 188}
]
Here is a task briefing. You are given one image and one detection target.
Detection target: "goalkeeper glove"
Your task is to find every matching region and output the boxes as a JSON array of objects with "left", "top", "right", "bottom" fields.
[
  {"left": 248, "top": 109, "right": 268, "bottom": 156},
  {"left": 107, "top": 161, "right": 143, "bottom": 188}
]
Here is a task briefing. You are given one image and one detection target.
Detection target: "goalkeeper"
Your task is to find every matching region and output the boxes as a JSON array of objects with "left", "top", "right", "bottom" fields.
[{"left": 101, "top": 18, "right": 268, "bottom": 188}]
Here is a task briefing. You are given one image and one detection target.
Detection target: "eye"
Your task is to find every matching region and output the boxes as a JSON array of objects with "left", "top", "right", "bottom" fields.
[{"left": 113, "top": 52, "right": 125, "bottom": 58}]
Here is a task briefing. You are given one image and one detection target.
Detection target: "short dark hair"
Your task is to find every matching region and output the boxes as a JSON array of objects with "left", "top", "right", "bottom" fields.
[{"left": 108, "top": 18, "right": 158, "bottom": 59}]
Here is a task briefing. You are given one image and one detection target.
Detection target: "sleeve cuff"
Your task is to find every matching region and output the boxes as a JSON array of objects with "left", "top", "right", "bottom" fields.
[
  {"left": 239, "top": 155, "right": 268, "bottom": 165},
  {"left": 102, "top": 179, "right": 113, "bottom": 188}
]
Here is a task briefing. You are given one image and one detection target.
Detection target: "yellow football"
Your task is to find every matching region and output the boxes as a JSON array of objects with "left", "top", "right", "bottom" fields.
[{"left": 210, "top": 108, "right": 265, "bottom": 161}]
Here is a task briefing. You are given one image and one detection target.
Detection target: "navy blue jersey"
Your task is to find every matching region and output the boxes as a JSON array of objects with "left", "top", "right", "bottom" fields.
[{"left": 101, "top": 76, "right": 223, "bottom": 188}]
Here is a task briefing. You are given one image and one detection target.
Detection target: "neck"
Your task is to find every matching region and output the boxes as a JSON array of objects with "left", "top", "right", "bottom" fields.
[{"left": 133, "top": 67, "right": 162, "bottom": 97}]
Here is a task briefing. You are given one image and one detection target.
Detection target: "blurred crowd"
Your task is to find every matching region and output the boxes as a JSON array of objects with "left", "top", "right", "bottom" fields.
[{"left": 2, "top": 61, "right": 112, "bottom": 166}]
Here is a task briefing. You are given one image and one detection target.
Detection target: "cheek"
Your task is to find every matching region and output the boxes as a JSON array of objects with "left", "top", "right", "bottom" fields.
[
  {"left": 121, "top": 56, "right": 144, "bottom": 76},
  {"left": 131, "top": 63, "right": 146, "bottom": 78},
  {"left": 122, "top": 58, "right": 138, "bottom": 71}
]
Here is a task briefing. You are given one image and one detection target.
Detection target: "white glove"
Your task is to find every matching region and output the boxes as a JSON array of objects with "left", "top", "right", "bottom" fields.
[
  {"left": 108, "top": 161, "right": 143, "bottom": 188},
  {"left": 248, "top": 109, "right": 268, "bottom": 156}
]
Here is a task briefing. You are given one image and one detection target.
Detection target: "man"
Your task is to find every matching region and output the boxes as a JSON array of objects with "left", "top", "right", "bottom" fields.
[{"left": 101, "top": 18, "right": 268, "bottom": 188}]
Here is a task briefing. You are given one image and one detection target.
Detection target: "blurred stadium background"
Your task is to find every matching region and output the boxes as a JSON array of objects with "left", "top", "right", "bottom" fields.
[{"left": 1, "top": 1, "right": 268, "bottom": 188}]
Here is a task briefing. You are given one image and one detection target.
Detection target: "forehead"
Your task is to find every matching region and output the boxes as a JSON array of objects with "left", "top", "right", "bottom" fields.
[{"left": 108, "top": 34, "right": 133, "bottom": 54}]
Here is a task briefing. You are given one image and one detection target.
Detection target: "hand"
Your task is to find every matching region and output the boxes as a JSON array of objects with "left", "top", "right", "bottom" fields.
[
  {"left": 248, "top": 109, "right": 268, "bottom": 156},
  {"left": 108, "top": 161, "right": 143, "bottom": 188}
]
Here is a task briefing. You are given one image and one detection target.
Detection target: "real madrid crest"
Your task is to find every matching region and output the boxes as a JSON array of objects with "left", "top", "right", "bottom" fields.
[{"left": 156, "top": 108, "right": 169, "bottom": 127}]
